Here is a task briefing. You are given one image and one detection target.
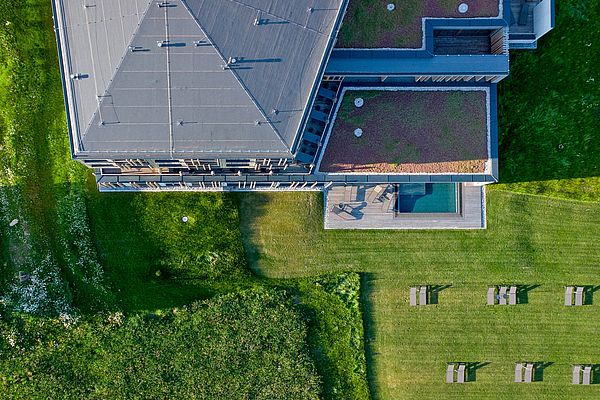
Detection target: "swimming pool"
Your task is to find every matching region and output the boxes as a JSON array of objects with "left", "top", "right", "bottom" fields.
[{"left": 397, "top": 183, "right": 459, "bottom": 214}]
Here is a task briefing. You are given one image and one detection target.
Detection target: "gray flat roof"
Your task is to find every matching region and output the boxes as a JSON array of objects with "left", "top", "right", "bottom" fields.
[{"left": 54, "top": 0, "right": 345, "bottom": 158}]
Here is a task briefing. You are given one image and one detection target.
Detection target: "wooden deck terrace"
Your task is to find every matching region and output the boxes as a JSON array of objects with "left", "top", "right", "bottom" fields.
[{"left": 324, "top": 184, "right": 486, "bottom": 230}]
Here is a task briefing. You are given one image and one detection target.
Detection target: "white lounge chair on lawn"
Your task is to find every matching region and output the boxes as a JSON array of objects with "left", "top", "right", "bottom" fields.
[
  {"left": 409, "top": 287, "right": 417, "bottom": 306},
  {"left": 487, "top": 287, "right": 496, "bottom": 305},
  {"left": 565, "top": 286, "right": 574, "bottom": 306},
  {"left": 575, "top": 287, "right": 584, "bottom": 306},
  {"left": 572, "top": 365, "right": 582, "bottom": 385},
  {"left": 508, "top": 286, "right": 517, "bottom": 305},
  {"left": 583, "top": 366, "right": 592, "bottom": 385},
  {"left": 514, "top": 363, "right": 524, "bottom": 382},
  {"left": 419, "top": 286, "right": 427, "bottom": 305},
  {"left": 457, "top": 364, "right": 466, "bottom": 383},
  {"left": 499, "top": 286, "right": 507, "bottom": 305},
  {"left": 446, "top": 364, "right": 455, "bottom": 383},
  {"left": 524, "top": 363, "right": 534, "bottom": 383}
]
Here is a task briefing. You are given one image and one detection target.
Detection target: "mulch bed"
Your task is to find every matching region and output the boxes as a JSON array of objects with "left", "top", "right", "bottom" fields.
[
  {"left": 319, "top": 89, "right": 489, "bottom": 174},
  {"left": 338, "top": 0, "right": 501, "bottom": 48}
]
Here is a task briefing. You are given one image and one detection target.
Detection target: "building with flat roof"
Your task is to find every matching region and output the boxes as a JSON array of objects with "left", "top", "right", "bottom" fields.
[{"left": 52, "top": 0, "right": 555, "bottom": 229}]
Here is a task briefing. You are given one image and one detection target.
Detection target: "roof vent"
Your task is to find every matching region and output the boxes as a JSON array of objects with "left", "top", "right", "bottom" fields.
[
  {"left": 222, "top": 57, "right": 238, "bottom": 70},
  {"left": 354, "top": 128, "right": 363, "bottom": 138},
  {"left": 254, "top": 10, "right": 262, "bottom": 26},
  {"left": 387, "top": 3, "right": 396, "bottom": 12},
  {"left": 458, "top": 3, "right": 469, "bottom": 13},
  {"left": 354, "top": 97, "right": 364, "bottom": 108}
]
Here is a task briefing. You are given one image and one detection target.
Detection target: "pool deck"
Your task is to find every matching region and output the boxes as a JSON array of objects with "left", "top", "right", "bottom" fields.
[{"left": 324, "top": 184, "right": 486, "bottom": 229}]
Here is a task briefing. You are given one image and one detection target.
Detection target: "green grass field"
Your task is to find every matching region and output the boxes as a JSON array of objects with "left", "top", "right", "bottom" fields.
[
  {"left": 238, "top": 190, "right": 600, "bottom": 398},
  {"left": 497, "top": 0, "right": 600, "bottom": 200}
]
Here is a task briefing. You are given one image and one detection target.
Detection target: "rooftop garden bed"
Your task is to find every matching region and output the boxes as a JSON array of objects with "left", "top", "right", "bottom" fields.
[
  {"left": 337, "top": 0, "right": 501, "bottom": 48},
  {"left": 319, "top": 89, "right": 489, "bottom": 174}
]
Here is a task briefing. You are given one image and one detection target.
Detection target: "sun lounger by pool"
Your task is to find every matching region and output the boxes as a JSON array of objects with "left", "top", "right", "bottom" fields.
[
  {"left": 410, "top": 287, "right": 417, "bottom": 306},
  {"left": 575, "top": 287, "right": 584, "bottom": 306},
  {"left": 332, "top": 204, "right": 352, "bottom": 218},
  {"left": 499, "top": 286, "right": 507, "bottom": 305},
  {"left": 457, "top": 364, "right": 466, "bottom": 383},
  {"left": 524, "top": 363, "right": 534, "bottom": 383},
  {"left": 583, "top": 366, "right": 592, "bottom": 385},
  {"left": 565, "top": 286, "right": 574, "bottom": 306},
  {"left": 419, "top": 286, "right": 427, "bottom": 305},
  {"left": 508, "top": 286, "right": 517, "bottom": 305},
  {"left": 487, "top": 287, "right": 496, "bottom": 305},
  {"left": 446, "top": 364, "right": 455, "bottom": 383},
  {"left": 367, "top": 185, "right": 387, "bottom": 203},
  {"left": 515, "top": 363, "right": 524, "bottom": 382},
  {"left": 572, "top": 365, "right": 582, "bottom": 384},
  {"left": 381, "top": 193, "right": 396, "bottom": 213},
  {"left": 344, "top": 185, "right": 358, "bottom": 202}
]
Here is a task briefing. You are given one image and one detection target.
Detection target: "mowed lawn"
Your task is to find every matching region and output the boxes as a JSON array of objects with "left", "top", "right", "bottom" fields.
[{"left": 238, "top": 190, "right": 600, "bottom": 399}]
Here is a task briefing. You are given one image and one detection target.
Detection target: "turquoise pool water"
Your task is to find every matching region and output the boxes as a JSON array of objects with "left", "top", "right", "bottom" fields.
[{"left": 397, "top": 183, "right": 458, "bottom": 213}]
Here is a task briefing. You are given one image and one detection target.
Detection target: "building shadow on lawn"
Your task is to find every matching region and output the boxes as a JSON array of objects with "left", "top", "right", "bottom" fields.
[
  {"left": 85, "top": 189, "right": 236, "bottom": 312},
  {"left": 361, "top": 272, "right": 381, "bottom": 400},
  {"left": 584, "top": 285, "right": 600, "bottom": 306},
  {"left": 533, "top": 361, "right": 553, "bottom": 382},
  {"left": 592, "top": 365, "right": 600, "bottom": 384},
  {"left": 516, "top": 284, "right": 541, "bottom": 304},
  {"left": 428, "top": 284, "right": 452, "bottom": 304},
  {"left": 454, "top": 361, "right": 491, "bottom": 382},
  {"left": 235, "top": 192, "right": 278, "bottom": 276}
]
